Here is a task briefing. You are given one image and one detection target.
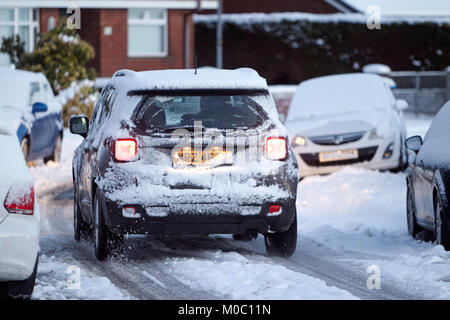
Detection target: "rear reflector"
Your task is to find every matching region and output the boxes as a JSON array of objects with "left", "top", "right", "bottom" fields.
[
  {"left": 114, "top": 139, "right": 137, "bottom": 162},
  {"left": 266, "top": 137, "right": 287, "bottom": 160},
  {"left": 122, "top": 207, "right": 141, "bottom": 219},
  {"left": 4, "top": 185, "right": 34, "bottom": 215},
  {"left": 269, "top": 205, "right": 282, "bottom": 215}
]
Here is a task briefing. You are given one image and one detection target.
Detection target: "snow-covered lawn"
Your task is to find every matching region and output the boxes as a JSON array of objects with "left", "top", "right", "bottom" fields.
[{"left": 29, "top": 114, "right": 445, "bottom": 300}]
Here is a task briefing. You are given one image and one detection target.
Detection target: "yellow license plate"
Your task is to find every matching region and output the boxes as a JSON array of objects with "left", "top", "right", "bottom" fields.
[
  {"left": 318, "top": 149, "right": 359, "bottom": 163},
  {"left": 173, "top": 147, "right": 232, "bottom": 165}
]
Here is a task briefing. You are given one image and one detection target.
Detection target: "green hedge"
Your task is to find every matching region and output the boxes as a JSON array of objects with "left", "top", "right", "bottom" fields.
[{"left": 195, "top": 15, "right": 450, "bottom": 84}]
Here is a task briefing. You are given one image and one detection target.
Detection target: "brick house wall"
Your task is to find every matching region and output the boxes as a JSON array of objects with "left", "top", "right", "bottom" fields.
[
  {"left": 223, "top": 0, "right": 341, "bottom": 13},
  {"left": 39, "top": 8, "right": 195, "bottom": 77},
  {"left": 39, "top": 8, "right": 60, "bottom": 33}
]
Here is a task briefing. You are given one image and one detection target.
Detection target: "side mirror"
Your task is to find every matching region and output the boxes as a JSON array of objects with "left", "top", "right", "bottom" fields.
[
  {"left": 32, "top": 102, "right": 48, "bottom": 113},
  {"left": 405, "top": 135, "right": 422, "bottom": 153},
  {"left": 396, "top": 99, "right": 408, "bottom": 111},
  {"left": 69, "top": 115, "right": 89, "bottom": 138}
]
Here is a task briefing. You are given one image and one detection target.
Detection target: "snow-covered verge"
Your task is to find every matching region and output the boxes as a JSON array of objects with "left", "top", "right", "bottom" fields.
[{"left": 165, "top": 251, "right": 356, "bottom": 300}]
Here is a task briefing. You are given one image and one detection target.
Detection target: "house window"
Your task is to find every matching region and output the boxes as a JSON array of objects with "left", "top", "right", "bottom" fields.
[
  {"left": 0, "top": 8, "right": 39, "bottom": 66},
  {"left": 127, "top": 9, "right": 168, "bottom": 57}
]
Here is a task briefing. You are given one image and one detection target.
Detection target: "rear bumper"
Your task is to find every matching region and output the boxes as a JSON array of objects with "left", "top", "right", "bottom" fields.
[
  {"left": 99, "top": 192, "right": 297, "bottom": 236},
  {"left": 0, "top": 214, "right": 39, "bottom": 281}
]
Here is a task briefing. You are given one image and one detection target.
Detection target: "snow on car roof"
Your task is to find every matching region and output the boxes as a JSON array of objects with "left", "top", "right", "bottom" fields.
[
  {"left": 0, "top": 68, "right": 46, "bottom": 111},
  {"left": 107, "top": 68, "right": 269, "bottom": 92},
  {"left": 287, "top": 73, "right": 392, "bottom": 121}
]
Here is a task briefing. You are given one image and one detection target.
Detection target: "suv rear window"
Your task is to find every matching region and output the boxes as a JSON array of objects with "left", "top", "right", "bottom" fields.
[{"left": 133, "top": 92, "right": 270, "bottom": 131}]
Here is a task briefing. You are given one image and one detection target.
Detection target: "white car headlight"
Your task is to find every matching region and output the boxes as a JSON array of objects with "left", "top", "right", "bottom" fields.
[
  {"left": 292, "top": 135, "right": 307, "bottom": 147},
  {"left": 369, "top": 128, "right": 383, "bottom": 140}
]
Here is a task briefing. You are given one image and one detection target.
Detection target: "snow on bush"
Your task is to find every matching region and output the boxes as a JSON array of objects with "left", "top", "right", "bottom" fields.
[{"left": 56, "top": 80, "right": 98, "bottom": 126}]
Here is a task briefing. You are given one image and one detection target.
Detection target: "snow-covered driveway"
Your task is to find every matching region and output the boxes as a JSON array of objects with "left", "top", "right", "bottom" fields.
[{"left": 30, "top": 113, "right": 449, "bottom": 300}]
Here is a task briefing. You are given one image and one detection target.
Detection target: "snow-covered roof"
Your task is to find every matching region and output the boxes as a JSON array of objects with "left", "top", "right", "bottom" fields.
[
  {"left": 0, "top": 68, "right": 45, "bottom": 111},
  {"left": 0, "top": 0, "right": 218, "bottom": 9},
  {"left": 287, "top": 73, "right": 392, "bottom": 120},
  {"left": 108, "top": 68, "right": 269, "bottom": 92},
  {"left": 342, "top": 0, "right": 450, "bottom": 16},
  {"left": 195, "top": 12, "right": 450, "bottom": 26}
]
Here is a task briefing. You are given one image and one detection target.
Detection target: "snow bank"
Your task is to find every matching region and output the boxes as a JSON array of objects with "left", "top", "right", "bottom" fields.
[{"left": 166, "top": 251, "right": 356, "bottom": 300}]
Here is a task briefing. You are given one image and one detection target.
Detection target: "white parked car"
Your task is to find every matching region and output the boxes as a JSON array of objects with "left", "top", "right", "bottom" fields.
[
  {"left": 0, "top": 113, "right": 39, "bottom": 300},
  {"left": 285, "top": 73, "right": 408, "bottom": 177}
]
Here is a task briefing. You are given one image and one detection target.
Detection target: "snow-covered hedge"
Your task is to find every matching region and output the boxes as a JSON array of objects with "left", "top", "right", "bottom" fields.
[{"left": 195, "top": 13, "right": 450, "bottom": 84}]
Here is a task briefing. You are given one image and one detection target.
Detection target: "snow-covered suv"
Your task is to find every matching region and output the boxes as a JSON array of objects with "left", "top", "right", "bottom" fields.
[{"left": 70, "top": 68, "right": 299, "bottom": 260}]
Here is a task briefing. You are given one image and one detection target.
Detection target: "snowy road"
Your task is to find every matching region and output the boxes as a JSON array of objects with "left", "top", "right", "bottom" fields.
[{"left": 30, "top": 114, "right": 450, "bottom": 300}]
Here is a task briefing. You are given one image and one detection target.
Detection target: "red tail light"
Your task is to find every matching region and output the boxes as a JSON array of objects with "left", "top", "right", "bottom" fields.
[
  {"left": 265, "top": 137, "right": 287, "bottom": 160},
  {"left": 4, "top": 185, "right": 34, "bottom": 215},
  {"left": 114, "top": 139, "right": 137, "bottom": 162}
]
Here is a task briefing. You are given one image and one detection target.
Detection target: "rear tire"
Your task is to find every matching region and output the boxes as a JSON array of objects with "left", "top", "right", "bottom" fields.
[
  {"left": 264, "top": 210, "right": 297, "bottom": 257},
  {"left": 435, "top": 194, "right": 450, "bottom": 250},
  {"left": 407, "top": 185, "right": 422, "bottom": 238},
  {"left": 93, "top": 192, "right": 123, "bottom": 260},
  {"left": 93, "top": 192, "right": 109, "bottom": 260},
  {"left": 44, "top": 134, "right": 62, "bottom": 163}
]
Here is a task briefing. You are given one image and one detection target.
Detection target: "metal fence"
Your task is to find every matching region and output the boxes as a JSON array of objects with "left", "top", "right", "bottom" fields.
[{"left": 391, "top": 71, "right": 450, "bottom": 114}]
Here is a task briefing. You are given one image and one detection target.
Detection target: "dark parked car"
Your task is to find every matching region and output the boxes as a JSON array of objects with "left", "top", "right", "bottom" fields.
[
  {"left": 70, "top": 68, "right": 299, "bottom": 260},
  {"left": 0, "top": 68, "right": 63, "bottom": 163},
  {"left": 405, "top": 101, "right": 450, "bottom": 249}
]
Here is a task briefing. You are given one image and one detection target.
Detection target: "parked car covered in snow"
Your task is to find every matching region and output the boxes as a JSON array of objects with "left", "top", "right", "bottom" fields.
[
  {"left": 70, "top": 68, "right": 299, "bottom": 260},
  {"left": 0, "top": 68, "right": 63, "bottom": 163},
  {"left": 0, "top": 114, "right": 39, "bottom": 300},
  {"left": 405, "top": 101, "right": 450, "bottom": 249},
  {"left": 285, "top": 73, "right": 408, "bottom": 177}
]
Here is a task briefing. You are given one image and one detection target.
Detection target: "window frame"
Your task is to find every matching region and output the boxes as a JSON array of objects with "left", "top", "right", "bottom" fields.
[
  {"left": 0, "top": 8, "right": 39, "bottom": 53},
  {"left": 127, "top": 8, "right": 168, "bottom": 58}
]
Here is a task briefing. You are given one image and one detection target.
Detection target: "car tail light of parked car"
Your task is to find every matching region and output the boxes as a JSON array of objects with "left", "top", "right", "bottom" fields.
[
  {"left": 4, "top": 184, "right": 34, "bottom": 215},
  {"left": 266, "top": 137, "right": 287, "bottom": 161},
  {"left": 114, "top": 139, "right": 137, "bottom": 162}
]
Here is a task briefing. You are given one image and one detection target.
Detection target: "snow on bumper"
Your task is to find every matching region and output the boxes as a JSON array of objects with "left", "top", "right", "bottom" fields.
[
  {"left": 97, "top": 162, "right": 298, "bottom": 209},
  {"left": 96, "top": 162, "right": 298, "bottom": 234},
  {"left": 0, "top": 214, "right": 39, "bottom": 281}
]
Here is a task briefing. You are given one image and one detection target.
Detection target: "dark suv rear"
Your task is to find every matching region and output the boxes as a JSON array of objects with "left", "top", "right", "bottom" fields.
[{"left": 70, "top": 68, "right": 299, "bottom": 260}]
